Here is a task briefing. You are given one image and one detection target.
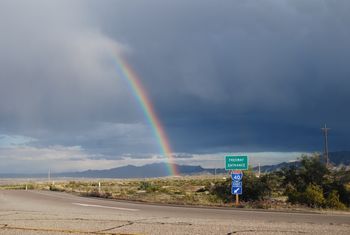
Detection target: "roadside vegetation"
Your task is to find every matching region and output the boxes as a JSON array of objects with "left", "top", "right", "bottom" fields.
[
  {"left": 1, "top": 154, "right": 349, "bottom": 210},
  {"left": 212, "top": 154, "right": 350, "bottom": 210},
  {"left": 280, "top": 154, "right": 350, "bottom": 209}
]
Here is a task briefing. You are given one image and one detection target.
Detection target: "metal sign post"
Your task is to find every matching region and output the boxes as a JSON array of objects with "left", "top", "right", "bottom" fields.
[
  {"left": 225, "top": 155, "right": 248, "bottom": 207},
  {"left": 231, "top": 170, "right": 243, "bottom": 207}
]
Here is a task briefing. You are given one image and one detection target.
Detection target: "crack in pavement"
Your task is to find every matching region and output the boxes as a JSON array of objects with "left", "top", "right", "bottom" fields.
[
  {"left": 132, "top": 216, "right": 193, "bottom": 226},
  {"left": 94, "top": 217, "right": 193, "bottom": 233},
  {"left": 141, "top": 221, "right": 192, "bottom": 226},
  {"left": 227, "top": 229, "right": 307, "bottom": 234},
  {"left": 97, "top": 221, "right": 135, "bottom": 232},
  {"left": 127, "top": 217, "right": 193, "bottom": 226},
  {"left": 1, "top": 218, "right": 128, "bottom": 222},
  {"left": 0, "top": 223, "right": 140, "bottom": 235},
  {"left": 95, "top": 218, "right": 154, "bottom": 233}
]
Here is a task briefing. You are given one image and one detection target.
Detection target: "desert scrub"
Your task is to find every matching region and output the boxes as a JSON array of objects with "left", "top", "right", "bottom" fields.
[
  {"left": 0, "top": 184, "right": 26, "bottom": 190},
  {"left": 325, "top": 190, "right": 346, "bottom": 209},
  {"left": 49, "top": 184, "right": 65, "bottom": 192},
  {"left": 138, "top": 181, "right": 160, "bottom": 192}
]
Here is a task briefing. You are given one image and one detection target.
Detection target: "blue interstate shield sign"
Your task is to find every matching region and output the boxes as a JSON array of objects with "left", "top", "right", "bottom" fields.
[{"left": 231, "top": 172, "right": 243, "bottom": 182}]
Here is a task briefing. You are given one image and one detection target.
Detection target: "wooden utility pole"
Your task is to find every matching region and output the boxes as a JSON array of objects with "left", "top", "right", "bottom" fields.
[{"left": 321, "top": 124, "right": 330, "bottom": 167}]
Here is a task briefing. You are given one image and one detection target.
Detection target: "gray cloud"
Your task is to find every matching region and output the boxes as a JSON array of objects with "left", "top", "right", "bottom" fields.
[
  {"left": 0, "top": 0, "right": 349, "bottom": 172},
  {"left": 0, "top": 1, "right": 141, "bottom": 131},
  {"left": 87, "top": 0, "right": 350, "bottom": 152}
]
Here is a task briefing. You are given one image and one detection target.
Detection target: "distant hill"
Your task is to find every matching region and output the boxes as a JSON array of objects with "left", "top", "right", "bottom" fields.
[
  {"left": 54, "top": 163, "right": 214, "bottom": 178},
  {"left": 1, "top": 151, "right": 349, "bottom": 178},
  {"left": 329, "top": 151, "right": 350, "bottom": 165},
  {"left": 0, "top": 163, "right": 225, "bottom": 179},
  {"left": 253, "top": 151, "right": 350, "bottom": 173},
  {"left": 253, "top": 161, "right": 301, "bottom": 173}
]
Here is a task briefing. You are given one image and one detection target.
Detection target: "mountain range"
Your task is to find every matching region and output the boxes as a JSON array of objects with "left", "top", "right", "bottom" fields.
[
  {"left": 254, "top": 151, "right": 350, "bottom": 173},
  {"left": 53, "top": 163, "right": 221, "bottom": 178},
  {"left": 1, "top": 151, "right": 349, "bottom": 178}
]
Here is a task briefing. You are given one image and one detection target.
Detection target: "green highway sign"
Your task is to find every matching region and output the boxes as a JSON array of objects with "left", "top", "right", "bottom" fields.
[{"left": 225, "top": 156, "right": 248, "bottom": 170}]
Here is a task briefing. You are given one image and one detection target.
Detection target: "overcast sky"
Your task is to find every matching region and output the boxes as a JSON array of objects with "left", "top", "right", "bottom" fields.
[{"left": 0, "top": 0, "right": 349, "bottom": 173}]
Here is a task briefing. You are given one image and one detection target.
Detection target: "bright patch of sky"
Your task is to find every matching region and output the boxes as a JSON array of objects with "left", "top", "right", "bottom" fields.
[{"left": 0, "top": 135, "right": 36, "bottom": 148}]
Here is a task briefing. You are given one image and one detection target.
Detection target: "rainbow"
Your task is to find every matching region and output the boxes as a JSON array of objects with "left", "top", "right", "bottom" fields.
[{"left": 112, "top": 50, "right": 178, "bottom": 176}]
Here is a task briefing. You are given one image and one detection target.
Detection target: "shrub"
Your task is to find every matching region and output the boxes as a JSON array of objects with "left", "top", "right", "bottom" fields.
[
  {"left": 138, "top": 181, "right": 159, "bottom": 193},
  {"left": 26, "top": 184, "right": 35, "bottom": 190},
  {"left": 210, "top": 179, "right": 232, "bottom": 203},
  {"left": 326, "top": 190, "right": 346, "bottom": 209},
  {"left": 285, "top": 184, "right": 303, "bottom": 204},
  {"left": 303, "top": 184, "right": 325, "bottom": 208},
  {"left": 327, "top": 182, "right": 350, "bottom": 206},
  {"left": 241, "top": 173, "right": 267, "bottom": 201},
  {"left": 86, "top": 188, "right": 101, "bottom": 197},
  {"left": 280, "top": 154, "right": 349, "bottom": 209},
  {"left": 49, "top": 185, "right": 63, "bottom": 192},
  {"left": 299, "top": 155, "right": 329, "bottom": 187},
  {"left": 210, "top": 173, "right": 272, "bottom": 203}
]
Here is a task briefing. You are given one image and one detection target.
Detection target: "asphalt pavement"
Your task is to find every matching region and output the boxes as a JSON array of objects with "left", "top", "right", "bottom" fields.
[{"left": 0, "top": 190, "right": 349, "bottom": 234}]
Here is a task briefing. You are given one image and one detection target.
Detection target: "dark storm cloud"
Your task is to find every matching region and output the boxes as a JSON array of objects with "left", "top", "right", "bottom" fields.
[
  {"left": 0, "top": 0, "right": 349, "bottom": 173},
  {"left": 87, "top": 0, "right": 350, "bottom": 152}
]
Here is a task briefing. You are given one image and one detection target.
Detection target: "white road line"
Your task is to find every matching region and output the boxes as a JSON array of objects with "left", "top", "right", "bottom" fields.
[{"left": 72, "top": 203, "right": 139, "bottom": 212}]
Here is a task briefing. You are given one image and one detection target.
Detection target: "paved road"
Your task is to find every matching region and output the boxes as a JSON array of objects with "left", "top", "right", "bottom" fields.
[{"left": 0, "top": 190, "right": 349, "bottom": 234}]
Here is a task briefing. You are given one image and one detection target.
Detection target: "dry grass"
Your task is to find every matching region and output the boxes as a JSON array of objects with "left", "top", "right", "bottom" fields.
[
  {"left": 0, "top": 176, "right": 230, "bottom": 206},
  {"left": 1, "top": 175, "right": 344, "bottom": 211}
]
